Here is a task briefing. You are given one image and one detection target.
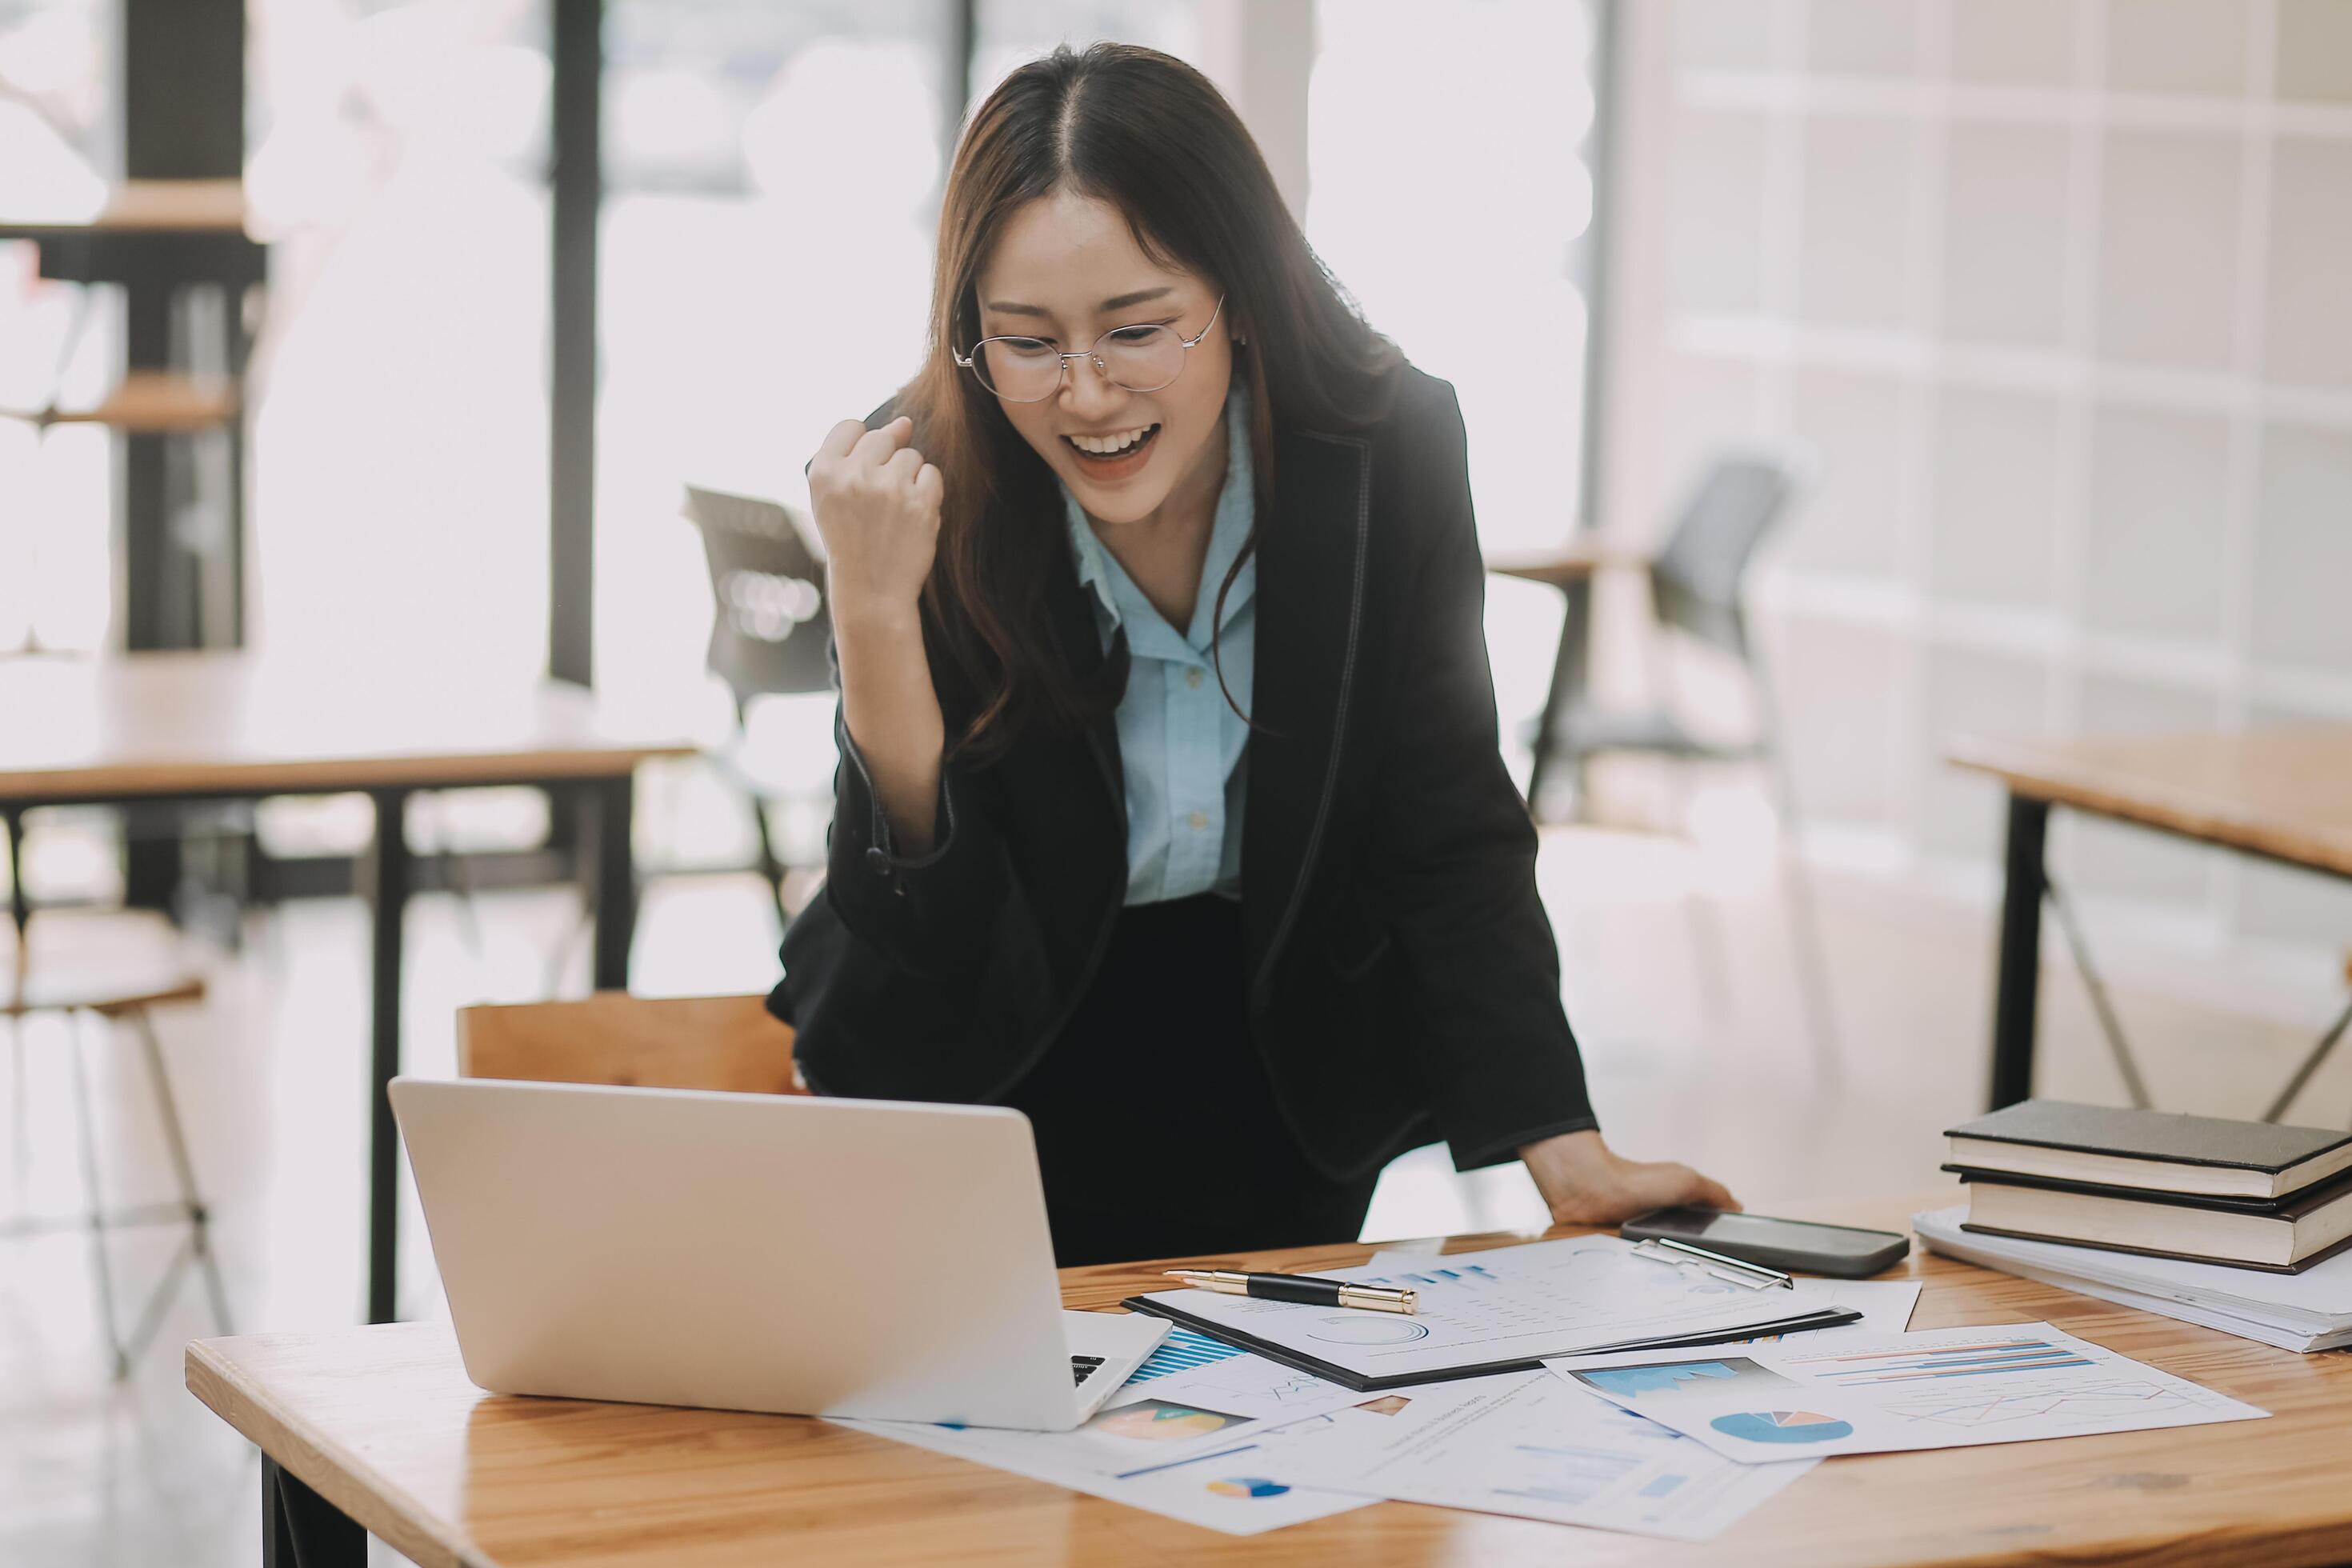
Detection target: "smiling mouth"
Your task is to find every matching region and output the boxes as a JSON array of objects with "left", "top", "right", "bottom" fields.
[{"left": 1062, "top": 423, "right": 1162, "bottom": 465}]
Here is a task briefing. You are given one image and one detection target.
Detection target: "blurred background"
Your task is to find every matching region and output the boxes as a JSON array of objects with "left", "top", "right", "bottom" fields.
[{"left": 2, "top": 2, "right": 2349, "bottom": 1561}]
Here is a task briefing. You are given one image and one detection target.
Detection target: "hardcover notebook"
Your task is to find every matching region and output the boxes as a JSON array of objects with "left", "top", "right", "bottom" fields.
[
  {"left": 1945, "top": 1100, "right": 2352, "bottom": 1202},
  {"left": 1957, "top": 1166, "right": 2352, "bottom": 1273}
]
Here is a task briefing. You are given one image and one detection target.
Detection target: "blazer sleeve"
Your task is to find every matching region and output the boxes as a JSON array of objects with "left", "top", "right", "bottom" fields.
[
  {"left": 818, "top": 670, "right": 1018, "bottom": 984},
  {"left": 777, "top": 394, "right": 1010, "bottom": 977},
  {"left": 770, "top": 390, "right": 1036, "bottom": 1078},
  {"left": 1373, "top": 384, "right": 1600, "bottom": 1169}
]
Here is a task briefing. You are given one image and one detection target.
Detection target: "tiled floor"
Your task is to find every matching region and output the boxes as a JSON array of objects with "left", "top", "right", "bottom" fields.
[{"left": 2, "top": 827, "right": 2341, "bottom": 1566}]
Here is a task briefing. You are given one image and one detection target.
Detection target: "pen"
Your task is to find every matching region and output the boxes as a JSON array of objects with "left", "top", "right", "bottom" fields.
[
  {"left": 1630, "top": 1237, "right": 1796, "bottom": 1290},
  {"left": 1164, "top": 1269, "right": 1418, "bottom": 1314}
]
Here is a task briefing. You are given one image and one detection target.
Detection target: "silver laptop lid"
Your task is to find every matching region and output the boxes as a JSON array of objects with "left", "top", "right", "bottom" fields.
[{"left": 390, "top": 1078, "right": 1082, "bottom": 1428}]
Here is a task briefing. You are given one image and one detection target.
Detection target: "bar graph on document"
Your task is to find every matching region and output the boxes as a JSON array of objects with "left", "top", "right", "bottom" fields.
[
  {"left": 1493, "top": 1443, "right": 1647, "bottom": 1507},
  {"left": 1799, "top": 1338, "right": 2094, "bottom": 1386},
  {"left": 1767, "top": 1327, "right": 2242, "bottom": 1439},
  {"left": 1130, "top": 1328, "right": 1250, "bottom": 1382},
  {"left": 1356, "top": 1261, "right": 1507, "bottom": 1291}
]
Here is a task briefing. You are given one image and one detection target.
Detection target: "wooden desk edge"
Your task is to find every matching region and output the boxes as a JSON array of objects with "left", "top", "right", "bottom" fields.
[
  {"left": 1946, "top": 735, "right": 2352, "bottom": 880},
  {"left": 0, "top": 744, "right": 701, "bottom": 803},
  {"left": 187, "top": 1330, "right": 492, "bottom": 1568},
  {"left": 0, "top": 179, "right": 252, "bottom": 236}
]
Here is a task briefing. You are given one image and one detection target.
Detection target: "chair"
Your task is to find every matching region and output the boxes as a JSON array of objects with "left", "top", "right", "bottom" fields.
[
  {"left": 456, "top": 991, "right": 807, "bottom": 1095},
  {"left": 1, "top": 919, "right": 231, "bottom": 1378},
  {"left": 1494, "top": 453, "right": 1841, "bottom": 1074},
  {"left": 681, "top": 486, "right": 838, "bottom": 930}
]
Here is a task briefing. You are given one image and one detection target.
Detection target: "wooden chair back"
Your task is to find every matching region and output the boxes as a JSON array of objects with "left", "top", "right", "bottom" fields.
[{"left": 455, "top": 992, "right": 806, "bottom": 1095}]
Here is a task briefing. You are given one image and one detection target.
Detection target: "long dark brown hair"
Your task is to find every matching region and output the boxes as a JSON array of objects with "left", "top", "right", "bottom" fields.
[{"left": 900, "top": 42, "right": 1401, "bottom": 755}]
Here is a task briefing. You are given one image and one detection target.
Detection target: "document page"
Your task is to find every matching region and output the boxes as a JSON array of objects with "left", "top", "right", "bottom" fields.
[
  {"left": 1098, "top": 1329, "right": 1369, "bottom": 1422},
  {"left": 1549, "top": 1320, "right": 2267, "bottom": 1463},
  {"left": 832, "top": 1342, "right": 1413, "bottom": 1537},
  {"left": 1915, "top": 1204, "right": 2352, "bottom": 1325},
  {"left": 835, "top": 1409, "right": 1377, "bottom": 1535},
  {"left": 1272, "top": 1368, "right": 1815, "bottom": 1541},
  {"left": 1138, "top": 1235, "right": 1853, "bottom": 1381}
]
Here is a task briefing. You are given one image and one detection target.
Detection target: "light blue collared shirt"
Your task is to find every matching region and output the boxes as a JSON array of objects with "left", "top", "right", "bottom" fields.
[{"left": 1062, "top": 382, "right": 1255, "bottom": 905}]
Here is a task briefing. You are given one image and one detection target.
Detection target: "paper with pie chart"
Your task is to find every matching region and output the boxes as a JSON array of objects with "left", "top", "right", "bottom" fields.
[
  {"left": 831, "top": 1376, "right": 1398, "bottom": 1536},
  {"left": 1546, "top": 1321, "right": 2267, "bottom": 1462},
  {"left": 1266, "top": 1369, "right": 1818, "bottom": 1541}
]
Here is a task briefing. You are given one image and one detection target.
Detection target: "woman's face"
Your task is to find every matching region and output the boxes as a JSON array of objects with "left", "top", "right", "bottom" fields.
[{"left": 972, "top": 190, "right": 1234, "bottom": 526}]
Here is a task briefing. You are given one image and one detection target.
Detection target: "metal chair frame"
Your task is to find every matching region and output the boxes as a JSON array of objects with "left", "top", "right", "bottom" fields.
[
  {"left": 2, "top": 826, "right": 230, "bottom": 1376},
  {"left": 682, "top": 485, "right": 837, "bottom": 932},
  {"left": 1522, "top": 454, "right": 1842, "bottom": 1076}
]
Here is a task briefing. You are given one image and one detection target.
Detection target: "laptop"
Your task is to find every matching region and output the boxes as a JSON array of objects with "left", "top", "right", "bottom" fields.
[{"left": 389, "top": 1077, "right": 1169, "bottom": 1430}]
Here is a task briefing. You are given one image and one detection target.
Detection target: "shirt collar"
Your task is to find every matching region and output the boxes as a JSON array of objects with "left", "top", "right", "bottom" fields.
[{"left": 1062, "top": 378, "right": 1256, "bottom": 651}]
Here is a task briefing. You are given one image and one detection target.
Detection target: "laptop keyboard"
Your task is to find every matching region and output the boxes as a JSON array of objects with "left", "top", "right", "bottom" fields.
[{"left": 1070, "top": 1355, "right": 1106, "bottom": 1386}]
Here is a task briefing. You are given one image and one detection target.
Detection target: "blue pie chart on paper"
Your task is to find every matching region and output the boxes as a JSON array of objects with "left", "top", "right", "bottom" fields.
[
  {"left": 1712, "top": 1410, "right": 1854, "bottom": 1444},
  {"left": 1207, "top": 1477, "right": 1290, "bottom": 1498}
]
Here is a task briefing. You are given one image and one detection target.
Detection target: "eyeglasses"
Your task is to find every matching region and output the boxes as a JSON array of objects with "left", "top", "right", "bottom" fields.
[{"left": 955, "top": 295, "right": 1226, "bottom": 403}]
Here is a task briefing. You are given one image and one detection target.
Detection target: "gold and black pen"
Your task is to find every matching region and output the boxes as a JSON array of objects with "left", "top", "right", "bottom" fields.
[{"left": 1165, "top": 1269, "right": 1418, "bottom": 1315}]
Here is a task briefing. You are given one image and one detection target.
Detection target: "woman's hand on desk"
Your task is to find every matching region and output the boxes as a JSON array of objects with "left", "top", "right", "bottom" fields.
[
  {"left": 810, "top": 415, "right": 943, "bottom": 630},
  {"left": 1518, "top": 1130, "right": 1740, "bottom": 1228}
]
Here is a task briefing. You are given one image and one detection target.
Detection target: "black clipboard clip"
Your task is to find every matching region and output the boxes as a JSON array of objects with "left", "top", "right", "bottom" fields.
[{"left": 1629, "top": 1236, "right": 1796, "bottom": 1290}]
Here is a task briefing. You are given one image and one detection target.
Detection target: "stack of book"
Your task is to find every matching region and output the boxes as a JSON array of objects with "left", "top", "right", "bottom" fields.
[
  {"left": 1941, "top": 1099, "right": 2352, "bottom": 1273},
  {"left": 1912, "top": 1098, "right": 2352, "bottom": 1352}
]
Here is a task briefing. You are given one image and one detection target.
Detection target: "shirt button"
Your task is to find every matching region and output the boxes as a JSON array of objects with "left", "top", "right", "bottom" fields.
[
  {"left": 1187, "top": 810, "right": 1209, "bottom": 831},
  {"left": 1185, "top": 666, "right": 1205, "bottom": 689}
]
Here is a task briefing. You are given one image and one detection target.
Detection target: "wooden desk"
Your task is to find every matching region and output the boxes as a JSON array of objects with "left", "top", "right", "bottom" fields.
[
  {"left": 187, "top": 1190, "right": 2352, "bottom": 1566},
  {"left": 1950, "top": 728, "right": 2352, "bottom": 1109},
  {"left": 0, "top": 652, "right": 694, "bottom": 1322}
]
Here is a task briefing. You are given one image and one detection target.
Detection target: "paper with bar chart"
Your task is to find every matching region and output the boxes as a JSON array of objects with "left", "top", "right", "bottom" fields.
[
  {"left": 1100, "top": 1331, "right": 1369, "bottom": 1424},
  {"left": 1546, "top": 1322, "right": 2266, "bottom": 1462}
]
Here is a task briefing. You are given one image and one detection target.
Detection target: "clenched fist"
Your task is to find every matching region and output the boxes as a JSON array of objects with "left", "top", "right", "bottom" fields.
[{"left": 809, "top": 414, "right": 943, "bottom": 630}]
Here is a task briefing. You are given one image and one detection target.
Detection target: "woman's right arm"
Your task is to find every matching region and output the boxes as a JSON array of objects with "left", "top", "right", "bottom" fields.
[
  {"left": 779, "top": 415, "right": 1054, "bottom": 1099},
  {"left": 809, "top": 415, "right": 946, "bottom": 854}
]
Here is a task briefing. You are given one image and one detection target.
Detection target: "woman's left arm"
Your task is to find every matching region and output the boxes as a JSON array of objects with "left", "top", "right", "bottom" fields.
[{"left": 1374, "top": 381, "right": 1738, "bottom": 1227}]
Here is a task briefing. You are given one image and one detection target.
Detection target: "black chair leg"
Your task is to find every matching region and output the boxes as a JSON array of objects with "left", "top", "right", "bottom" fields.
[
  {"left": 746, "top": 790, "right": 789, "bottom": 933},
  {"left": 1746, "top": 641, "right": 1841, "bottom": 1080},
  {"left": 1525, "top": 579, "right": 1596, "bottom": 822},
  {"left": 66, "top": 1014, "right": 130, "bottom": 1379},
  {"left": 4, "top": 806, "right": 27, "bottom": 946},
  {"left": 130, "top": 1007, "right": 233, "bottom": 1335}
]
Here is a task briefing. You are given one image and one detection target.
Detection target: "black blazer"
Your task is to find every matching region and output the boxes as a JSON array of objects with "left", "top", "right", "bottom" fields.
[{"left": 767, "top": 363, "right": 1598, "bottom": 1182}]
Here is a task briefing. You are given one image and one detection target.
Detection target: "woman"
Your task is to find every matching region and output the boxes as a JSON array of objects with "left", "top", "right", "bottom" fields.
[{"left": 769, "top": 42, "right": 1736, "bottom": 1266}]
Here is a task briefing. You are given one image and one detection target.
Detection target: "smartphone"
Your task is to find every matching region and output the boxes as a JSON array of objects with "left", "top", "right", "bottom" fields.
[{"left": 1620, "top": 1207, "right": 1909, "bottom": 1278}]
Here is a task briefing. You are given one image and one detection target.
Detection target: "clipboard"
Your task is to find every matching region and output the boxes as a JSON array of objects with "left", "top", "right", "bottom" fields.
[{"left": 1116, "top": 1294, "right": 1861, "bottom": 1393}]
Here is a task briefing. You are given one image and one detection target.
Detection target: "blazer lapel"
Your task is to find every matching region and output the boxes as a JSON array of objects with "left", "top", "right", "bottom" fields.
[
  {"left": 1243, "top": 425, "right": 1373, "bottom": 1002},
  {"left": 1041, "top": 542, "right": 1128, "bottom": 837}
]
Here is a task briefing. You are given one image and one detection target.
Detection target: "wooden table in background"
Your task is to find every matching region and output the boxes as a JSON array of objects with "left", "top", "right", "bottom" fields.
[
  {"left": 1950, "top": 728, "right": 2352, "bottom": 1111},
  {"left": 187, "top": 1190, "right": 2352, "bottom": 1566},
  {"left": 0, "top": 652, "right": 693, "bottom": 1323},
  {"left": 0, "top": 178, "right": 251, "bottom": 236}
]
